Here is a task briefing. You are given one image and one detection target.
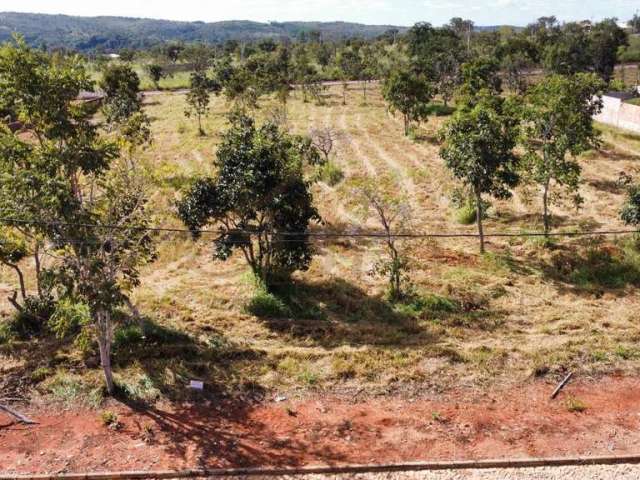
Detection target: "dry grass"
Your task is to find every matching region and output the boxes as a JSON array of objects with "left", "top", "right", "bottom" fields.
[{"left": 3, "top": 84, "right": 640, "bottom": 401}]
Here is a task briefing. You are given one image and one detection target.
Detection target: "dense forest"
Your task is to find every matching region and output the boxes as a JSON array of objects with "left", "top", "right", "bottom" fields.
[{"left": 0, "top": 12, "right": 408, "bottom": 51}]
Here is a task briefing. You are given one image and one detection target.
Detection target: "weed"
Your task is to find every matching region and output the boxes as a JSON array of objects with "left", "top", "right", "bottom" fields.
[
  {"left": 100, "top": 410, "right": 123, "bottom": 430},
  {"left": 245, "top": 291, "right": 292, "bottom": 318},
  {"left": 141, "top": 423, "right": 155, "bottom": 443},
  {"left": 117, "top": 373, "right": 161, "bottom": 402},
  {"left": 455, "top": 204, "right": 477, "bottom": 225},
  {"left": 565, "top": 396, "right": 588, "bottom": 413},
  {"left": 45, "top": 372, "right": 104, "bottom": 407},
  {"left": 316, "top": 161, "right": 345, "bottom": 186},
  {"left": 615, "top": 345, "right": 640, "bottom": 360},
  {"left": 30, "top": 366, "right": 52, "bottom": 383}
]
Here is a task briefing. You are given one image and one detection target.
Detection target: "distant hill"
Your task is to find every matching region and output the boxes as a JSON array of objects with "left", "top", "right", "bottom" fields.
[{"left": 0, "top": 12, "right": 408, "bottom": 51}]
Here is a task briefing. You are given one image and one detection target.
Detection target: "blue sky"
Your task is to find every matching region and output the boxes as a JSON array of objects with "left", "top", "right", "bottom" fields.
[{"left": 4, "top": 0, "right": 639, "bottom": 26}]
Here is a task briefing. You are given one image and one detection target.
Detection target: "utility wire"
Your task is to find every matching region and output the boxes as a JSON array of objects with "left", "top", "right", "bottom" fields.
[{"left": 1, "top": 217, "right": 639, "bottom": 240}]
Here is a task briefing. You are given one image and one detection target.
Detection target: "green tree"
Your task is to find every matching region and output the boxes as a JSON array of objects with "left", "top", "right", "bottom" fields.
[
  {"left": 177, "top": 113, "right": 322, "bottom": 287},
  {"left": 0, "top": 37, "right": 155, "bottom": 393},
  {"left": 382, "top": 68, "right": 434, "bottom": 136},
  {"left": 100, "top": 64, "right": 142, "bottom": 126},
  {"left": 440, "top": 93, "right": 520, "bottom": 254},
  {"left": 588, "top": 19, "right": 628, "bottom": 83},
  {"left": 185, "top": 71, "right": 218, "bottom": 135},
  {"left": 621, "top": 183, "right": 640, "bottom": 226},
  {"left": 146, "top": 63, "right": 165, "bottom": 90},
  {"left": 405, "top": 22, "right": 465, "bottom": 78},
  {"left": 456, "top": 57, "right": 502, "bottom": 101},
  {"left": 542, "top": 22, "right": 591, "bottom": 75},
  {"left": 519, "top": 73, "right": 605, "bottom": 236},
  {"left": 495, "top": 35, "right": 538, "bottom": 93}
]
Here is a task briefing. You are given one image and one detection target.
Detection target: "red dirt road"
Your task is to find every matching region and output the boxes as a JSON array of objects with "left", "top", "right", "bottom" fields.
[{"left": 2, "top": 376, "right": 640, "bottom": 473}]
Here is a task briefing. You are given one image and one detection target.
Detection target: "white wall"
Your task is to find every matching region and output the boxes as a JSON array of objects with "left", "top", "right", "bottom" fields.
[{"left": 594, "top": 95, "right": 640, "bottom": 134}]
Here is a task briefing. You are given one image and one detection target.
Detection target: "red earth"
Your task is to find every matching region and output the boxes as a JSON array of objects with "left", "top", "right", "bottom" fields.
[{"left": 2, "top": 375, "right": 640, "bottom": 474}]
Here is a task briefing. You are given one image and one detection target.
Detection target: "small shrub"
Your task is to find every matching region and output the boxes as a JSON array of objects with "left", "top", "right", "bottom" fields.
[
  {"left": 565, "top": 396, "right": 588, "bottom": 413},
  {"left": 396, "top": 294, "right": 459, "bottom": 317},
  {"left": 46, "top": 372, "right": 104, "bottom": 407},
  {"left": 100, "top": 410, "right": 123, "bottom": 430},
  {"left": 0, "top": 321, "right": 15, "bottom": 344},
  {"left": 245, "top": 291, "right": 291, "bottom": 318},
  {"left": 118, "top": 374, "right": 161, "bottom": 402},
  {"left": 455, "top": 203, "right": 477, "bottom": 225},
  {"left": 13, "top": 295, "right": 55, "bottom": 338},
  {"left": 48, "top": 299, "right": 90, "bottom": 339},
  {"left": 113, "top": 324, "right": 144, "bottom": 350},
  {"left": 316, "top": 161, "right": 344, "bottom": 186},
  {"left": 30, "top": 366, "right": 52, "bottom": 383},
  {"left": 615, "top": 345, "right": 639, "bottom": 360}
]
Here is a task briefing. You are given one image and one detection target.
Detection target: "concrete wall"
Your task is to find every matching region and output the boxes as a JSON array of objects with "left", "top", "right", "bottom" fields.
[{"left": 594, "top": 95, "right": 640, "bottom": 134}]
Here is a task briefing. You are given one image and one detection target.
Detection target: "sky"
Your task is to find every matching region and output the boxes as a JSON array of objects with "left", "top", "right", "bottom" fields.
[{"left": 3, "top": 0, "right": 639, "bottom": 27}]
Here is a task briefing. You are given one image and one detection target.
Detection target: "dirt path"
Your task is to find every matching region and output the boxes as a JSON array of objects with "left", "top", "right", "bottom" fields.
[{"left": 2, "top": 376, "right": 640, "bottom": 474}]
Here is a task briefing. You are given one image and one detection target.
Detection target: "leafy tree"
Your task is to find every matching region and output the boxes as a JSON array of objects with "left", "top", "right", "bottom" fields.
[
  {"left": 356, "top": 180, "right": 412, "bottom": 302},
  {"left": 185, "top": 71, "right": 218, "bottom": 135},
  {"left": 621, "top": 183, "right": 640, "bottom": 226},
  {"left": 588, "top": 19, "right": 628, "bottom": 82},
  {"left": 405, "top": 22, "right": 465, "bottom": 78},
  {"left": 495, "top": 35, "right": 538, "bottom": 93},
  {"left": 359, "top": 45, "right": 380, "bottom": 103},
  {"left": 449, "top": 17, "right": 474, "bottom": 53},
  {"left": 177, "top": 113, "right": 322, "bottom": 287},
  {"left": 183, "top": 43, "right": 214, "bottom": 72},
  {"left": 455, "top": 57, "right": 502, "bottom": 108},
  {"left": 146, "top": 63, "right": 165, "bottom": 90},
  {"left": 519, "top": 73, "right": 605, "bottom": 236},
  {"left": 440, "top": 93, "right": 520, "bottom": 254},
  {"left": 382, "top": 68, "right": 434, "bottom": 136},
  {"left": 100, "top": 64, "right": 142, "bottom": 126},
  {"left": 0, "top": 37, "right": 155, "bottom": 393}
]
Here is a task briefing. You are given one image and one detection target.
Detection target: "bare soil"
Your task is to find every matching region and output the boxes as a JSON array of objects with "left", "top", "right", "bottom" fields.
[{"left": 2, "top": 375, "right": 640, "bottom": 474}]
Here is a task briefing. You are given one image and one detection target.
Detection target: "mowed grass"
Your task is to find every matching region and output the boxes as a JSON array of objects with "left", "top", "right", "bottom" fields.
[{"left": 3, "top": 84, "right": 640, "bottom": 403}]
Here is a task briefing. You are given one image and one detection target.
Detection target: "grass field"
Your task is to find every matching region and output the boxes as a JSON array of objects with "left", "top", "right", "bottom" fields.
[{"left": 3, "top": 84, "right": 640, "bottom": 404}]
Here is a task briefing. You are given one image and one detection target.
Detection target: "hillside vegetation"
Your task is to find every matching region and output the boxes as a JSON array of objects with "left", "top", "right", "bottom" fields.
[{"left": 0, "top": 12, "right": 406, "bottom": 51}]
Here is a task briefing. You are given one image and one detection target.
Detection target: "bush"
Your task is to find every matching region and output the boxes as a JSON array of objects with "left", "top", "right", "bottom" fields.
[
  {"left": 117, "top": 374, "right": 161, "bottom": 402},
  {"left": 316, "top": 161, "right": 344, "bottom": 186},
  {"left": 0, "top": 320, "right": 15, "bottom": 344},
  {"left": 455, "top": 203, "right": 478, "bottom": 225},
  {"left": 13, "top": 295, "right": 56, "bottom": 338},
  {"left": 45, "top": 372, "right": 104, "bottom": 407},
  {"left": 245, "top": 291, "right": 292, "bottom": 318},
  {"left": 396, "top": 294, "right": 459, "bottom": 317},
  {"left": 48, "top": 299, "right": 90, "bottom": 339},
  {"left": 100, "top": 410, "right": 122, "bottom": 429}
]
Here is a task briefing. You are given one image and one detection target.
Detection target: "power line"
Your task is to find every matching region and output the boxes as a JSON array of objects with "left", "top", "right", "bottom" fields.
[{"left": 1, "top": 217, "right": 639, "bottom": 240}]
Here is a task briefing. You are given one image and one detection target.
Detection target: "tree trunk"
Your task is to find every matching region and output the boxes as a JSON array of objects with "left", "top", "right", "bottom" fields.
[
  {"left": 362, "top": 81, "right": 367, "bottom": 102},
  {"left": 34, "top": 244, "right": 42, "bottom": 298},
  {"left": 543, "top": 178, "right": 551, "bottom": 237},
  {"left": 6, "top": 263, "right": 26, "bottom": 302},
  {"left": 97, "top": 310, "right": 115, "bottom": 395},
  {"left": 475, "top": 187, "right": 486, "bottom": 254},
  {"left": 197, "top": 114, "right": 203, "bottom": 136}
]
